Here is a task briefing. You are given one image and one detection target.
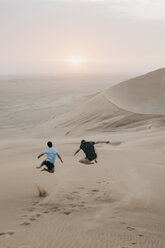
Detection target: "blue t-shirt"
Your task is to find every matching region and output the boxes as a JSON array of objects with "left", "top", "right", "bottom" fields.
[{"left": 43, "top": 148, "right": 59, "bottom": 164}]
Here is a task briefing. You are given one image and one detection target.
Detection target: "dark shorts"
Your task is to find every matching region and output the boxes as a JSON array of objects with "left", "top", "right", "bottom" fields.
[{"left": 42, "top": 160, "right": 54, "bottom": 170}]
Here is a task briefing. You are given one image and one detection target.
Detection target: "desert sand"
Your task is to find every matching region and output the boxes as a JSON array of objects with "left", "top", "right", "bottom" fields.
[{"left": 0, "top": 70, "right": 165, "bottom": 248}]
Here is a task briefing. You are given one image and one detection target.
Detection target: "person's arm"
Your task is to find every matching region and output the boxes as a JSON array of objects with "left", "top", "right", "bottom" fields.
[
  {"left": 37, "top": 153, "right": 44, "bottom": 159},
  {"left": 57, "top": 154, "right": 63, "bottom": 163},
  {"left": 95, "top": 141, "right": 110, "bottom": 144},
  {"left": 74, "top": 148, "right": 81, "bottom": 156}
]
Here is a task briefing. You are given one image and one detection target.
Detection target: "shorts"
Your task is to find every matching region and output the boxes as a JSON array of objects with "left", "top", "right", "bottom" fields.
[{"left": 42, "top": 160, "right": 54, "bottom": 170}]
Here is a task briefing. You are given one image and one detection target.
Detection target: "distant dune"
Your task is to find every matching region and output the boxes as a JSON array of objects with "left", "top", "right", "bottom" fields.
[
  {"left": 107, "top": 68, "right": 165, "bottom": 115},
  {"left": 47, "top": 68, "right": 165, "bottom": 134}
]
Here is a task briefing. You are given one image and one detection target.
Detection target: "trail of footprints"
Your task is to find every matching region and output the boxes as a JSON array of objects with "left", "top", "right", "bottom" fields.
[
  {"left": 20, "top": 190, "right": 89, "bottom": 227},
  {"left": 0, "top": 181, "right": 145, "bottom": 248},
  {"left": 95, "top": 180, "right": 146, "bottom": 247},
  {"left": 19, "top": 184, "right": 104, "bottom": 227},
  {"left": 116, "top": 213, "right": 145, "bottom": 247}
]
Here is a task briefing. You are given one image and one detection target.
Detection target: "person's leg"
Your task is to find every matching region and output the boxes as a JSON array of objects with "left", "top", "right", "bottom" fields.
[
  {"left": 41, "top": 167, "right": 54, "bottom": 173},
  {"left": 95, "top": 159, "right": 98, "bottom": 163},
  {"left": 79, "top": 158, "right": 94, "bottom": 164},
  {"left": 36, "top": 160, "right": 46, "bottom": 169}
]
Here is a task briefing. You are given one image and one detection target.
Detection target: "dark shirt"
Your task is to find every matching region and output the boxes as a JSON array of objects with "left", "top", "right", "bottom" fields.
[{"left": 80, "top": 141, "right": 97, "bottom": 161}]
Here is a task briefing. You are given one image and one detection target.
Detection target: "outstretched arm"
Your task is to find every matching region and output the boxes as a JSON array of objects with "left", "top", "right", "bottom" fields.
[
  {"left": 57, "top": 154, "right": 63, "bottom": 163},
  {"left": 74, "top": 148, "right": 81, "bottom": 156},
  {"left": 37, "top": 153, "right": 44, "bottom": 159},
  {"left": 95, "top": 141, "right": 110, "bottom": 144}
]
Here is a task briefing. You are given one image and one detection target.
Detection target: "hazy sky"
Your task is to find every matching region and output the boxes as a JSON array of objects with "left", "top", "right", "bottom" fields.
[{"left": 0, "top": 0, "right": 165, "bottom": 74}]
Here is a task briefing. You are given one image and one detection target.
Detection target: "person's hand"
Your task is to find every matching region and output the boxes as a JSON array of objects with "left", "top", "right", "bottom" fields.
[
  {"left": 36, "top": 166, "right": 40, "bottom": 169},
  {"left": 37, "top": 155, "right": 40, "bottom": 159}
]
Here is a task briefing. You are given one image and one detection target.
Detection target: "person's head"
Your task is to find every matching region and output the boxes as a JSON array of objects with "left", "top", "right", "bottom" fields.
[
  {"left": 81, "top": 139, "right": 86, "bottom": 144},
  {"left": 47, "top": 141, "right": 53, "bottom": 148}
]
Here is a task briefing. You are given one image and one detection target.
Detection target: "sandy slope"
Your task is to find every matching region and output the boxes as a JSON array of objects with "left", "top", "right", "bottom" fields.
[
  {"left": 45, "top": 90, "right": 165, "bottom": 136},
  {"left": 107, "top": 68, "right": 165, "bottom": 114},
  {"left": 1, "top": 137, "right": 165, "bottom": 248},
  {"left": 1, "top": 71, "right": 165, "bottom": 248}
]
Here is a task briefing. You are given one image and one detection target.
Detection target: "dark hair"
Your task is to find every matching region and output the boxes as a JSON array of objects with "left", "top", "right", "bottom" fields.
[
  {"left": 81, "top": 139, "right": 85, "bottom": 144},
  {"left": 47, "top": 141, "right": 53, "bottom": 147}
]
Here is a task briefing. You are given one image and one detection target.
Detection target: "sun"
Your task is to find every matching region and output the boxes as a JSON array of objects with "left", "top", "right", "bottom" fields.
[{"left": 68, "top": 56, "right": 83, "bottom": 65}]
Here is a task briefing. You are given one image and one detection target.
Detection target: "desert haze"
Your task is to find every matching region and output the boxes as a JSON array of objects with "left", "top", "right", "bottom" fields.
[{"left": 1, "top": 70, "right": 165, "bottom": 248}]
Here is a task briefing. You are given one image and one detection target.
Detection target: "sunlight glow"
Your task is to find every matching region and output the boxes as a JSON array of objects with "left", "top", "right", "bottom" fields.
[{"left": 67, "top": 56, "right": 83, "bottom": 65}]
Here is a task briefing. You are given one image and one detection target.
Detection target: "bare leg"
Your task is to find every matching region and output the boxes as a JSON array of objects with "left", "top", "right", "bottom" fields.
[
  {"left": 95, "top": 159, "right": 98, "bottom": 163},
  {"left": 41, "top": 168, "right": 54, "bottom": 173},
  {"left": 36, "top": 161, "right": 45, "bottom": 169}
]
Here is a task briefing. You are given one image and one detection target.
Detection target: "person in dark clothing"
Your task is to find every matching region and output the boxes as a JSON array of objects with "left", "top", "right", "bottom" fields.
[{"left": 74, "top": 139, "right": 110, "bottom": 164}]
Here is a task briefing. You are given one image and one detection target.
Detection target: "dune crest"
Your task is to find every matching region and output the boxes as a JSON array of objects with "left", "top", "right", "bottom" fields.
[
  {"left": 45, "top": 68, "right": 165, "bottom": 134},
  {"left": 106, "top": 68, "right": 165, "bottom": 115}
]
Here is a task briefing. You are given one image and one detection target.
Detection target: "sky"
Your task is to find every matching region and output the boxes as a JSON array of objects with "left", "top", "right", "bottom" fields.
[{"left": 0, "top": 0, "right": 165, "bottom": 75}]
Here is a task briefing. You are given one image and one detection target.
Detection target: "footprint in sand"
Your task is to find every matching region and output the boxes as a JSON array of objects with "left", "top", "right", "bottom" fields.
[
  {"left": 0, "top": 231, "right": 15, "bottom": 237},
  {"left": 130, "top": 241, "right": 137, "bottom": 245},
  {"left": 127, "top": 226, "right": 135, "bottom": 231},
  {"left": 91, "top": 189, "right": 99, "bottom": 193},
  {"left": 20, "top": 222, "right": 31, "bottom": 226},
  {"left": 62, "top": 211, "right": 72, "bottom": 215},
  {"left": 35, "top": 214, "right": 41, "bottom": 218},
  {"left": 138, "top": 234, "right": 144, "bottom": 237},
  {"left": 43, "top": 211, "right": 50, "bottom": 214},
  {"left": 29, "top": 217, "right": 36, "bottom": 221}
]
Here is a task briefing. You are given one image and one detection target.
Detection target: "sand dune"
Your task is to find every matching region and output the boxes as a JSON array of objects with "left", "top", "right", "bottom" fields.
[
  {"left": 46, "top": 69, "right": 165, "bottom": 135},
  {"left": 106, "top": 68, "right": 165, "bottom": 115},
  {"left": 1, "top": 71, "right": 165, "bottom": 248}
]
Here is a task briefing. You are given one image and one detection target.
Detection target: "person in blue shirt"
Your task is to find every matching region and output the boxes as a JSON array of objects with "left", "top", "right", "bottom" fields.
[
  {"left": 74, "top": 139, "right": 110, "bottom": 164},
  {"left": 37, "top": 141, "right": 63, "bottom": 173}
]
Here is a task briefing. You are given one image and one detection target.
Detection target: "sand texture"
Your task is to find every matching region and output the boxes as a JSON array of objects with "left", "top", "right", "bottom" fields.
[{"left": 0, "top": 71, "right": 165, "bottom": 248}]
